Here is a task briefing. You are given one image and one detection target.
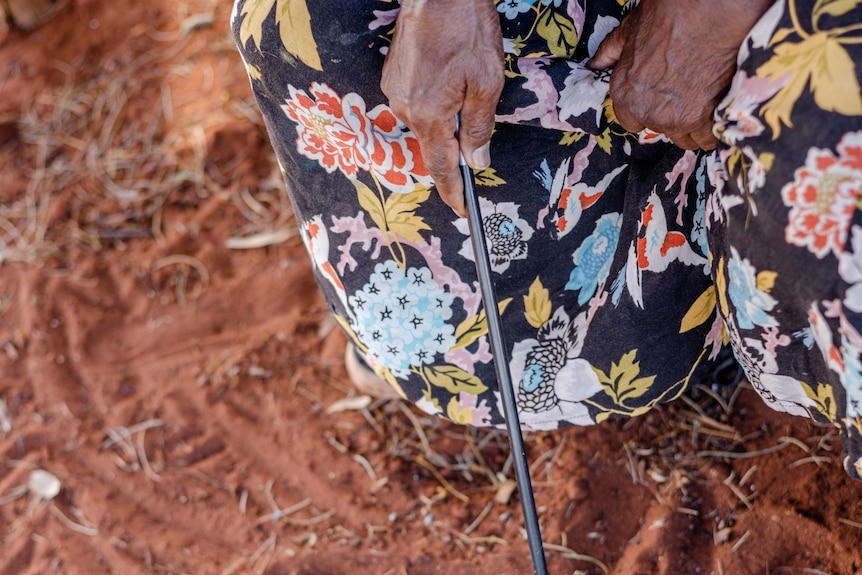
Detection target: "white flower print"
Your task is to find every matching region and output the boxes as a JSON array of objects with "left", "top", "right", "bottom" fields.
[
  {"left": 454, "top": 197, "right": 534, "bottom": 273},
  {"left": 726, "top": 246, "right": 777, "bottom": 330},
  {"left": 757, "top": 373, "right": 817, "bottom": 418},
  {"left": 739, "top": 0, "right": 785, "bottom": 62},
  {"left": 587, "top": 15, "right": 619, "bottom": 57},
  {"left": 416, "top": 394, "right": 442, "bottom": 417},
  {"left": 839, "top": 225, "right": 862, "bottom": 314},
  {"left": 505, "top": 308, "right": 601, "bottom": 429},
  {"left": 842, "top": 334, "right": 862, "bottom": 420},
  {"left": 558, "top": 64, "right": 610, "bottom": 127},
  {"left": 716, "top": 71, "right": 782, "bottom": 146}
]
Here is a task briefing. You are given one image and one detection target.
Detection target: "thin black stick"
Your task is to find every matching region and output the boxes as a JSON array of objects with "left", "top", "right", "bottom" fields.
[{"left": 459, "top": 136, "right": 549, "bottom": 575}]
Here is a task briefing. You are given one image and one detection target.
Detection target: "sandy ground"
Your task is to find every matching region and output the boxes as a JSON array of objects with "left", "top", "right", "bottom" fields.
[{"left": 2, "top": 1, "right": 862, "bottom": 574}]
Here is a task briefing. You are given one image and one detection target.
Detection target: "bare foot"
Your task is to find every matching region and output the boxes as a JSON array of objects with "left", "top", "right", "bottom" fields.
[
  {"left": 344, "top": 344, "right": 402, "bottom": 400},
  {"left": 2, "top": 0, "right": 63, "bottom": 32}
]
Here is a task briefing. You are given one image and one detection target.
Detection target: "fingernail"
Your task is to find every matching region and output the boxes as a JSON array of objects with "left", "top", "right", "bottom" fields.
[{"left": 471, "top": 143, "right": 491, "bottom": 170}]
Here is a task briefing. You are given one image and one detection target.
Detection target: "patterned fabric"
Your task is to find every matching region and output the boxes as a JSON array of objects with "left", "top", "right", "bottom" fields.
[{"left": 231, "top": 0, "right": 862, "bottom": 479}]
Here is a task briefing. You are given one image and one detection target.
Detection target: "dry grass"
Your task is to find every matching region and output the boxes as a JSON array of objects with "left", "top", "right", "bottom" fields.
[{"left": 1, "top": 26, "right": 293, "bottom": 268}]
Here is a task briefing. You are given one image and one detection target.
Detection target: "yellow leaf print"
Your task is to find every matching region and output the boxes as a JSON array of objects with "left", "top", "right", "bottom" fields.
[
  {"left": 559, "top": 131, "right": 586, "bottom": 146},
  {"left": 811, "top": 37, "right": 862, "bottom": 115},
  {"left": 801, "top": 381, "right": 839, "bottom": 423},
  {"left": 239, "top": 0, "right": 275, "bottom": 49},
  {"left": 536, "top": 10, "right": 578, "bottom": 58},
  {"left": 596, "top": 127, "right": 613, "bottom": 155},
  {"left": 452, "top": 298, "right": 513, "bottom": 350},
  {"left": 756, "top": 270, "right": 778, "bottom": 293},
  {"left": 602, "top": 95, "right": 617, "bottom": 125},
  {"left": 680, "top": 287, "right": 716, "bottom": 334},
  {"left": 524, "top": 278, "right": 552, "bottom": 329},
  {"left": 593, "top": 349, "right": 656, "bottom": 407},
  {"left": 511, "top": 35, "right": 526, "bottom": 55},
  {"left": 447, "top": 396, "right": 474, "bottom": 424},
  {"left": 355, "top": 179, "right": 387, "bottom": 232},
  {"left": 473, "top": 168, "right": 507, "bottom": 187},
  {"left": 421, "top": 364, "right": 488, "bottom": 396},
  {"left": 239, "top": 0, "right": 322, "bottom": 71},
  {"left": 758, "top": 32, "right": 862, "bottom": 138},
  {"left": 725, "top": 147, "right": 743, "bottom": 180},
  {"left": 715, "top": 257, "right": 731, "bottom": 320},
  {"left": 246, "top": 63, "right": 262, "bottom": 81},
  {"left": 813, "top": 0, "right": 862, "bottom": 19},
  {"left": 384, "top": 188, "right": 431, "bottom": 243},
  {"left": 276, "top": 0, "right": 322, "bottom": 71}
]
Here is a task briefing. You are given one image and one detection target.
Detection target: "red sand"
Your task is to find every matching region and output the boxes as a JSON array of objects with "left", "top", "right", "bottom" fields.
[{"left": 1, "top": 2, "right": 861, "bottom": 574}]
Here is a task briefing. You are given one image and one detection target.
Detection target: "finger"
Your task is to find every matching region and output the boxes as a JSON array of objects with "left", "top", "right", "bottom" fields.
[
  {"left": 414, "top": 118, "right": 466, "bottom": 216},
  {"left": 587, "top": 25, "right": 625, "bottom": 70},
  {"left": 691, "top": 120, "right": 718, "bottom": 151},
  {"left": 669, "top": 132, "right": 699, "bottom": 150},
  {"left": 435, "top": 164, "right": 467, "bottom": 217},
  {"left": 458, "top": 74, "right": 502, "bottom": 171},
  {"left": 612, "top": 103, "right": 646, "bottom": 135},
  {"left": 607, "top": 69, "right": 648, "bottom": 135}
]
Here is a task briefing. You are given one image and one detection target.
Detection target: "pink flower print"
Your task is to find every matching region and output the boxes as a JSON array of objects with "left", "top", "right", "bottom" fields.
[
  {"left": 782, "top": 131, "right": 862, "bottom": 258},
  {"left": 283, "top": 82, "right": 431, "bottom": 193}
]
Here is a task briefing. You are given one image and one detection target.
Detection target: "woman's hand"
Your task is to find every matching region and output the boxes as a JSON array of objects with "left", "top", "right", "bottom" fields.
[
  {"left": 381, "top": 0, "right": 503, "bottom": 216},
  {"left": 588, "top": 0, "right": 774, "bottom": 150}
]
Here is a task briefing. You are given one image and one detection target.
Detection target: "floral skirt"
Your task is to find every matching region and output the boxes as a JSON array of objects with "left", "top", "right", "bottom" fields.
[{"left": 231, "top": 0, "right": 862, "bottom": 479}]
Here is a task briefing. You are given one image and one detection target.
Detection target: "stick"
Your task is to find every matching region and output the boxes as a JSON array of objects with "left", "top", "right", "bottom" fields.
[{"left": 458, "top": 119, "right": 548, "bottom": 575}]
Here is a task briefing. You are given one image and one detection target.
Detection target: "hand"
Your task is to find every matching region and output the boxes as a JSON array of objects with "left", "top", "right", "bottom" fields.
[
  {"left": 588, "top": 0, "right": 773, "bottom": 150},
  {"left": 381, "top": 0, "right": 503, "bottom": 216}
]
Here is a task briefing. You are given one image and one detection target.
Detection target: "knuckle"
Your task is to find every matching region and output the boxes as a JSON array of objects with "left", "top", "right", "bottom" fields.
[
  {"left": 409, "top": 108, "right": 440, "bottom": 129},
  {"left": 420, "top": 144, "right": 456, "bottom": 175},
  {"left": 463, "top": 121, "right": 493, "bottom": 144},
  {"left": 478, "top": 68, "right": 505, "bottom": 95},
  {"left": 426, "top": 150, "right": 456, "bottom": 174},
  {"left": 432, "top": 169, "right": 455, "bottom": 186}
]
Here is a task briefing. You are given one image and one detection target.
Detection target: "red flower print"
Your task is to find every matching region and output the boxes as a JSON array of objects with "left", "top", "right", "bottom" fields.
[
  {"left": 782, "top": 131, "right": 862, "bottom": 258},
  {"left": 283, "top": 83, "right": 431, "bottom": 193}
]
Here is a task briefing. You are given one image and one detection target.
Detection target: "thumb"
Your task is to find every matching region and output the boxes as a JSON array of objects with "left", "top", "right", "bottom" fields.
[{"left": 587, "top": 25, "right": 625, "bottom": 70}]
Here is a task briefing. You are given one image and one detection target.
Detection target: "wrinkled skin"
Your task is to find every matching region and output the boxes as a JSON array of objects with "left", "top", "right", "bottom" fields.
[
  {"left": 589, "top": 0, "right": 775, "bottom": 150},
  {"left": 381, "top": 0, "right": 774, "bottom": 213},
  {"left": 381, "top": 0, "right": 503, "bottom": 216}
]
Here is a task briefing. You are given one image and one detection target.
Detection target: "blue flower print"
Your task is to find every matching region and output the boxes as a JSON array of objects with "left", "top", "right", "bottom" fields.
[
  {"left": 497, "top": 0, "right": 535, "bottom": 20},
  {"left": 522, "top": 364, "right": 544, "bottom": 393},
  {"left": 693, "top": 158, "right": 710, "bottom": 272},
  {"left": 726, "top": 247, "right": 777, "bottom": 330},
  {"left": 349, "top": 261, "right": 456, "bottom": 377},
  {"left": 565, "top": 213, "right": 622, "bottom": 305}
]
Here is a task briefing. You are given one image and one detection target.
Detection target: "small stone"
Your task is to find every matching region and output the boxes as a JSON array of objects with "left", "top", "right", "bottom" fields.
[
  {"left": 28, "top": 469, "right": 61, "bottom": 500},
  {"left": 714, "top": 527, "right": 733, "bottom": 545}
]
